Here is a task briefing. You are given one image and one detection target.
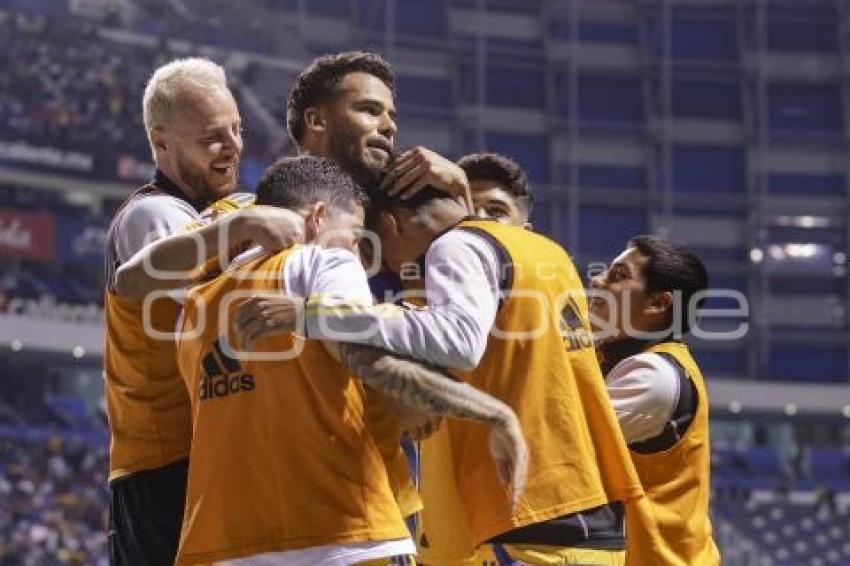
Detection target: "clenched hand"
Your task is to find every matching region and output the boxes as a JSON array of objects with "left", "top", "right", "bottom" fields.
[{"left": 235, "top": 295, "right": 305, "bottom": 350}]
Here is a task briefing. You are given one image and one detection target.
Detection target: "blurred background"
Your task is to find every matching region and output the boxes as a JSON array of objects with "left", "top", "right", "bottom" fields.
[{"left": 0, "top": 0, "right": 849, "bottom": 564}]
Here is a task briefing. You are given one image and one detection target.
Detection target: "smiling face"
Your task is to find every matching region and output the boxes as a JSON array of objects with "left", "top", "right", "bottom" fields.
[
  {"left": 153, "top": 85, "right": 242, "bottom": 203},
  {"left": 313, "top": 72, "right": 397, "bottom": 187}
]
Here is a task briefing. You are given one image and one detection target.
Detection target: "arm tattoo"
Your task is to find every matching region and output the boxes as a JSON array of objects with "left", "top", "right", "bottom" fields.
[{"left": 338, "top": 343, "right": 510, "bottom": 426}]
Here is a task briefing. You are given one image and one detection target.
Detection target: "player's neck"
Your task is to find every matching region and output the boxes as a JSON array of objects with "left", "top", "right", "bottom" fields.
[{"left": 156, "top": 164, "right": 199, "bottom": 202}]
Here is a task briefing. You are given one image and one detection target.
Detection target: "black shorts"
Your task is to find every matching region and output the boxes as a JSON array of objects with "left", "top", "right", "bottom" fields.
[{"left": 108, "top": 458, "right": 189, "bottom": 566}]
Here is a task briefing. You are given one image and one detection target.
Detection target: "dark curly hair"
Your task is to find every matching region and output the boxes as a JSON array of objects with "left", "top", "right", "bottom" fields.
[
  {"left": 456, "top": 152, "right": 533, "bottom": 214},
  {"left": 255, "top": 156, "right": 367, "bottom": 213},
  {"left": 286, "top": 51, "right": 395, "bottom": 145},
  {"left": 627, "top": 235, "right": 709, "bottom": 335}
]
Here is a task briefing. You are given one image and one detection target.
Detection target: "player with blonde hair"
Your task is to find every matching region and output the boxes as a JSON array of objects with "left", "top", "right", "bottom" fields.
[{"left": 104, "top": 57, "right": 301, "bottom": 566}]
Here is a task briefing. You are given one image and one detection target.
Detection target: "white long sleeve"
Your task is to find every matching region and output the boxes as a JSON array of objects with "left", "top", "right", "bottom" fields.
[
  {"left": 605, "top": 352, "right": 681, "bottom": 444},
  {"left": 282, "top": 245, "right": 375, "bottom": 304},
  {"left": 303, "top": 229, "right": 502, "bottom": 371}
]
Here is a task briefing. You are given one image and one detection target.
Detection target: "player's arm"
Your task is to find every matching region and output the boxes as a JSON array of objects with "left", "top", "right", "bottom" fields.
[
  {"left": 236, "top": 231, "right": 499, "bottom": 371},
  {"left": 604, "top": 353, "right": 681, "bottom": 444},
  {"left": 239, "top": 245, "right": 526, "bottom": 503},
  {"left": 324, "top": 340, "right": 527, "bottom": 508},
  {"left": 114, "top": 205, "right": 304, "bottom": 299}
]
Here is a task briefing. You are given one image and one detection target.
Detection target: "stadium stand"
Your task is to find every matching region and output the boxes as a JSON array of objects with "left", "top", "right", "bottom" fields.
[
  {"left": 0, "top": 436, "right": 109, "bottom": 566},
  {"left": 1, "top": 0, "right": 850, "bottom": 563}
]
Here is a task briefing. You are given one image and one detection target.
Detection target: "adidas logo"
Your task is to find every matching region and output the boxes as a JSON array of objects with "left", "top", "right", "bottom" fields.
[{"left": 199, "top": 339, "right": 255, "bottom": 401}]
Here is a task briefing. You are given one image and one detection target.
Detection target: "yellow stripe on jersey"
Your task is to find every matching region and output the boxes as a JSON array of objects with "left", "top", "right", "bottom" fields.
[
  {"left": 357, "top": 554, "right": 417, "bottom": 565},
  {"left": 189, "top": 192, "right": 256, "bottom": 229},
  {"left": 499, "top": 544, "right": 625, "bottom": 566},
  {"left": 305, "top": 297, "right": 406, "bottom": 318}
]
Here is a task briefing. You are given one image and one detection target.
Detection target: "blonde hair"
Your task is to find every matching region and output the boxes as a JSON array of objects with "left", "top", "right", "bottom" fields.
[{"left": 142, "top": 57, "right": 229, "bottom": 157}]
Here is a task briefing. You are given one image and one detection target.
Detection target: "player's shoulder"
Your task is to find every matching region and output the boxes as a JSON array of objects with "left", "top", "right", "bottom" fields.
[
  {"left": 293, "top": 244, "right": 361, "bottom": 269},
  {"left": 197, "top": 192, "right": 255, "bottom": 225},
  {"left": 610, "top": 351, "right": 680, "bottom": 387},
  {"left": 430, "top": 226, "right": 495, "bottom": 256},
  {"left": 118, "top": 193, "right": 197, "bottom": 226},
  {"left": 459, "top": 221, "right": 566, "bottom": 253}
]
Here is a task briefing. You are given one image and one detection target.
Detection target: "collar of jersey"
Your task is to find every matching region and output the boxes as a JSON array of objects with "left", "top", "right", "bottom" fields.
[{"left": 152, "top": 169, "right": 210, "bottom": 212}]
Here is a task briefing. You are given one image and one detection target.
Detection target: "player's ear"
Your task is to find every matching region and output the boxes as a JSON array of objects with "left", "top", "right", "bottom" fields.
[
  {"left": 150, "top": 126, "right": 168, "bottom": 154},
  {"left": 303, "top": 201, "right": 327, "bottom": 241},
  {"left": 304, "top": 106, "right": 326, "bottom": 134},
  {"left": 646, "top": 290, "right": 673, "bottom": 315},
  {"left": 377, "top": 209, "right": 399, "bottom": 235}
]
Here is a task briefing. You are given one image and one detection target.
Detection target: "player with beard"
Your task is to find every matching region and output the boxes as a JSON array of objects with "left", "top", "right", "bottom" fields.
[
  {"left": 234, "top": 186, "right": 645, "bottom": 565},
  {"left": 284, "top": 51, "right": 474, "bottom": 523},
  {"left": 286, "top": 51, "right": 396, "bottom": 190},
  {"left": 174, "top": 156, "right": 526, "bottom": 566},
  {"left": 104, "top": 58, "right": 302, "bottom": 566},
  {"left": 286, "top": 51, "right": 472, "bottom": 210}
]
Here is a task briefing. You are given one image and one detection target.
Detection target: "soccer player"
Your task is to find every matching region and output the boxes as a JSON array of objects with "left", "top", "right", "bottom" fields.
[
  {"left": 457, "top": 152, "right": 533, "bottom": 229},
  {"left": 287, "top": 50, "right": 472, "bottom": 215},
  {"left": 415, "top": 151, "right": 535, "bottom": 566},
  {"left": 238, "top": 186, "right": 645, "bottom": 565},
  {"left": 103, "top": 58, "right": 301, "bottom": 566},
  {"left": 590, "top": 236, "right": 721, "bottom": 566},
  {"left": 284, "top": 50, "right": 472, "bottom": 519},
  {"left": 174, "top": 156, "right": 526, "bottom": 565}
]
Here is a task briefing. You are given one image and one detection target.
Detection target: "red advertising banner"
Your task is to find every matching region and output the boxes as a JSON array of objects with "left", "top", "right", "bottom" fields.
[{"left": 0, "top": 209, "right": 55, "bottom": 260}]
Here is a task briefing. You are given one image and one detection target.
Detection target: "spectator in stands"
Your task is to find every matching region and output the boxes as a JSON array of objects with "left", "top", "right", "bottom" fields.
[{"left": 0, "top": 436, "right": 109, "bottom": 565}]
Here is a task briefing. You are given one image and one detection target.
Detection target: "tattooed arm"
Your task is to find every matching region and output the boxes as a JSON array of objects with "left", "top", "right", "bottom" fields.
[{"left": 324, "top": 341, "right": 528, "bottom": 509}]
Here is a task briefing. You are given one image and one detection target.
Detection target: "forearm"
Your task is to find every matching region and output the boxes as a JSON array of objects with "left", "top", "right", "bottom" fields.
[
  {"left": 305, "top": 296, "right": 487, "bottom": 370},
  {"left": 114, "top": 218, "right": 239, "bottom": 298},
  {"left": 337, "top": 343, "right": 512, "bottom": 426}
]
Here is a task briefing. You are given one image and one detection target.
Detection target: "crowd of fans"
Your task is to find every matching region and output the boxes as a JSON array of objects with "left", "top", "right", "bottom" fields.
[
  {"left": 0, "top": 437, "right": 108, "bottom": 565},
  {"left": 0, "top": 12, "right": 153, "bottom": 158},
  {"left": 0, "top": 425, "right": 845, "bottom": 565},
  {"left": 0, "top": 6, "right": 288, "bottom": 170}
]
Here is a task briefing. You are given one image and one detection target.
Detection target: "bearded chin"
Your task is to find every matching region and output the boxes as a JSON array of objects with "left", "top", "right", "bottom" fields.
[
  {"left": 331, "top": 136, "right": 382, "bottom": 190},
  {"left": 177, "top": 159, "right": 236, "bottom": 207}
]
